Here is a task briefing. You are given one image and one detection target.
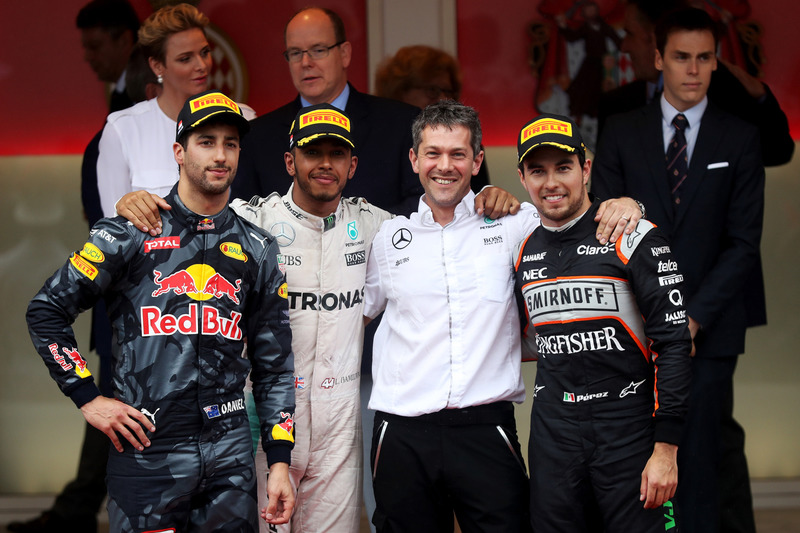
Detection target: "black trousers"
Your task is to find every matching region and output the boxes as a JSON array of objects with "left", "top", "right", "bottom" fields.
[
  {"left": 677, "top": 356, "right": 754, "bottom": 533},
  {"left": 370, "top": 402, "right": 530, "bottom": 533}
]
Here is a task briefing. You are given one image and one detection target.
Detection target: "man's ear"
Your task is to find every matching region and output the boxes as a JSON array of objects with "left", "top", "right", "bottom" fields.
[
  {"left": 655, "top": 49, "right": 664, "bottom": 72},
  {"left": 348, "top": 155, "right": 358, "bottom": 180},
  {"left": 583, "top": 159, "right": 592, "bottom": 186},
  {"left": 409, "top": 147, "right": 419, "bottom": 174},
  {"left": 339, "top": 41, "right": 352, "bottom": 69},
  {"left": 284, "top": 151, "right": 296, "bottom": 177},
  {"left": 173, "top": 142, "right": 184, "bottom": 166}
]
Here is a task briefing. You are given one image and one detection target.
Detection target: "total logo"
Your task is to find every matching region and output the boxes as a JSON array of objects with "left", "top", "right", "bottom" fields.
[{"left": 152, "top": 265, "right": 241, "bottom": 304}]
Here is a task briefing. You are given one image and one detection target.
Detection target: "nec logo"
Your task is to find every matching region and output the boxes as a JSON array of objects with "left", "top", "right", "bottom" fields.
[
  {"left": 522, "top": 267, "right": 547, "bottom": 281},
  {"left": 144, "top": 236, "right": 180, "bottom": 253}
]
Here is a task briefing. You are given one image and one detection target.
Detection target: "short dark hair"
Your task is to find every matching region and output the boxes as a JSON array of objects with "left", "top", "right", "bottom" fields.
[
  {"left": 124, "top": 44, "right": 158, "bottom": 103},
  {"left": 285, "top": 7, "right": 346, "bottom": 44},
  {"left": 655, "top": 7, "right": 718, "bottom": 56},
  {"left": 76, "top": 0, "right": 140, "bottom": 41},
  {"left": 411, "top": 100, "right": 482, "bottom": 157},
  {"left": 628, "top": 0, "right": 687, "bottom": 28}
]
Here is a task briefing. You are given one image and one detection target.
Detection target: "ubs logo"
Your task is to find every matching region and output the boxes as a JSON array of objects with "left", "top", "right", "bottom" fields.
[
  {"left": 392, "top": 228, "right": 412, "bottom": 250},
  {"left": 270, "top": 222, "right": 296, "bottom": 247}
]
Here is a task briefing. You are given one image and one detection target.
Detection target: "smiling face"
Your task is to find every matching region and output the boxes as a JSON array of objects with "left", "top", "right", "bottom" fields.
[
  {"left": 518, "top": 146, "right": 591, "bottom": 227},
  {"left": 410, "top": 124, "right": 483, "bottom": 225},
  {"left": 150, "top": 27, "right": 212, "bottom": 100},
  {"left": 284, "top": 8, "right": 351, "bottom": 105},
  {"left": 286, "top": 139, "right": 357, "bottom": 217},
  {"left": 175, "top": 122, "right": 240, "bottom": 197},
  {"left": 656, "top": 29, "right": 717, "bottom": 112}
]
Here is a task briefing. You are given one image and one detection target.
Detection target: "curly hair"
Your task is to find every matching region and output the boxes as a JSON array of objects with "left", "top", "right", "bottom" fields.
[
  {"left": 138, "top": 3, "right": 209, "bottom": 63},
  {"left": 375, "top": 45, "right": 462, "bottom": 103}
]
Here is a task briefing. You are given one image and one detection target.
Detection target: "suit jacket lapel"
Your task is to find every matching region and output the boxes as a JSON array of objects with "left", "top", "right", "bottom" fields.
[
  {"left": 344, "top": 84, "right": 370, "bottom": 151},
  {"left": 674, "top": 103, "right": 723, "bottom": 228},
  {"left": 642, "top": 102, "right": 675, "bottom": 222}
]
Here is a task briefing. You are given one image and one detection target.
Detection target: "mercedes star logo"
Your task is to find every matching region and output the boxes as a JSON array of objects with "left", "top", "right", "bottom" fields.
[
  {"left": 270, "top": 221, "right": 296, "bottom": 247},
  {"left": 392, "top": 228, "right": 412, "bottom": 249}
]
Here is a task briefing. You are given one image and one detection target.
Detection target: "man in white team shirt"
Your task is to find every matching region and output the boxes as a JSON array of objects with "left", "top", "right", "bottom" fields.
[{"left": 363, "top": 100, "right": 643, "bottom": 533}]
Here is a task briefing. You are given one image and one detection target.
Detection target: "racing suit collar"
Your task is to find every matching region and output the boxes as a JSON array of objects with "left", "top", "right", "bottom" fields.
[
  {"left": 166, "top": 183, "right": 233, "bottom": 233},
  {"left": 283, "top": 183, "right": 344, "bottom": 232},
  {"left": 538, "top": 194, "right": 601, "bottom": 246}
]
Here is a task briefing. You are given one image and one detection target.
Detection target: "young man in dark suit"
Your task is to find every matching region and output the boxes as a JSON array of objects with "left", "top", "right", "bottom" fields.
[{"left": 592, "top": 8, "right": 765, "bottom": 533}]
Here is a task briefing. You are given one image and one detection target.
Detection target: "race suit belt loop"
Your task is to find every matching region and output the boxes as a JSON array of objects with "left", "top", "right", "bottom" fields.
[{"left": 377, "top": 401, "right": 514, "bottom": 426}]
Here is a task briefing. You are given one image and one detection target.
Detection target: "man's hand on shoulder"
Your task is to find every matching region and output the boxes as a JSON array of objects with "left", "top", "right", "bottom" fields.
[
  {"left": 116, "top": 191, "right": 170, "bottom": 236},
  {"left": 594, "top": 197, "right": 644, "bottom": 244},
  {"left": 475, "top": 186, "right": 521, "bottom": 219}
]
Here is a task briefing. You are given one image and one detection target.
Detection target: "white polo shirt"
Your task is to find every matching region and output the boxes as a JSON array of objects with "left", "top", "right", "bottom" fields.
[{"left": 365, "top": 191, "right": 540, "bottom": 417}]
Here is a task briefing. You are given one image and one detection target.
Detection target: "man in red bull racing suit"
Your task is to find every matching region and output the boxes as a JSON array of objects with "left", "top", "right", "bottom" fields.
[
  {"left": 513, "top": 113, "right": 692, "bottom": 532},
  {"left": 26, "top": 91, "right": 295, "bottom": 533}
]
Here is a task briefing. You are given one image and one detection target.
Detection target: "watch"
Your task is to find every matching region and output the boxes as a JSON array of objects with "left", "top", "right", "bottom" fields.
[{"left": 636, "top": 200, "right": 647, "bottom": 219}]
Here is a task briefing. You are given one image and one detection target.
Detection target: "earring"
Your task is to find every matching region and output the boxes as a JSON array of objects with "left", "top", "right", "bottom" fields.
[{"left": 157, "top": 74, "right": 163, "bottom": 84}]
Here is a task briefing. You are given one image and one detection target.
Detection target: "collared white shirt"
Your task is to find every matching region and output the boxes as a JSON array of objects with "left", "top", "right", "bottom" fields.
[
  {"left": 660, "top": 95, "right": 708, "bottom": 163},
  {"left": 365, "top": 191, "right": 540, "bottom": 417}
]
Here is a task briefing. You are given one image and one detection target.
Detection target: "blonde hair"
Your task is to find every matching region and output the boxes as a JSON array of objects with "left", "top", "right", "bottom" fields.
[{"left": 138, "top": 3, "right": 209, "bottom": 63}]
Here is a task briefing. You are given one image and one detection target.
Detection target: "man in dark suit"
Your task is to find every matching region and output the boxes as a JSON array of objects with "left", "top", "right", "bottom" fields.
[
  {"left": 597, "top": 0, "right": 794, "bottom": 168},
  {"left": 232, "top": 7, "right": 423, "bottom": 215},
  {"left": 592, "top": 9, "right": 765, "bottom": 533}
]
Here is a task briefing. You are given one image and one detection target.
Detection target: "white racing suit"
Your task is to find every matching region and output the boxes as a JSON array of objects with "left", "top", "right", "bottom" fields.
[{"left": 233, "top": 186, "right": 392, "bottom": 532}]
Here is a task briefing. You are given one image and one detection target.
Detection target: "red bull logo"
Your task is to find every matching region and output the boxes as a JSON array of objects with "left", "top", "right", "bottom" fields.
[
  {"left": 48, "top": 343, "right": 92, "bottom": 378},
  {"left": 203, "top": 272, "right": 242, "bottom": 304},
  {"left": 272, "top": 411, "right": 295, "bottom": 443},
  {"left": 197, "top": 218, "right": 215, "bottom": 231},
  {"left": 151, "top": 265, "right": 241, "bottom": 304},
  {"left": 141, "top": 304, "right": 243, "bottom": 340}
]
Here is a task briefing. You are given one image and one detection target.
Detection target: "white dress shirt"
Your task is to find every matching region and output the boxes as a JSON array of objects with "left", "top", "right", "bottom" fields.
[
  {"left": 660, "top": 95, "right": 708, "bottom": 164},
  {"left": 365, "top": 191, "right": 540, "bottom": 417}
]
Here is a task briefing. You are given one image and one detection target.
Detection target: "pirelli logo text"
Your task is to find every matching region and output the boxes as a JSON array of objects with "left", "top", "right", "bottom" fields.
[
  {"left": 70, "top": 253, "right": 99, "bottom": 281},
  {"left": 300, "top": 109, "right": 350, "bottom": 131},
  {"left": 520, "top": 118, "right": 572, "bottom": 144},
  {"left": 189, "top": 93, "right": 240, "bottom": 114},
  {"left": 523, "top": 280, "right": 619, "bottom": 319}
]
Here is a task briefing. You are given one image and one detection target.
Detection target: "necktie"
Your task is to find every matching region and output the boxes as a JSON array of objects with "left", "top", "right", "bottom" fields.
[{"left": 666, "top": 113, "right": 688, "bottom": 207}]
